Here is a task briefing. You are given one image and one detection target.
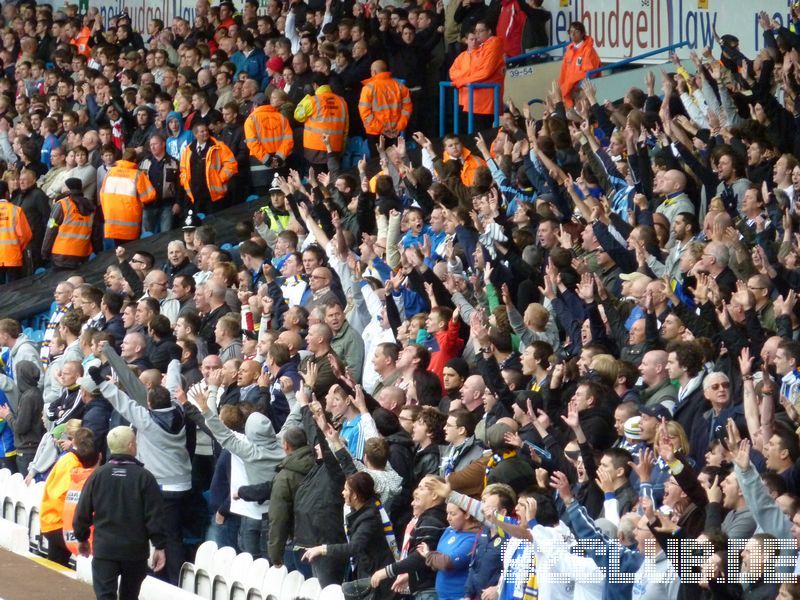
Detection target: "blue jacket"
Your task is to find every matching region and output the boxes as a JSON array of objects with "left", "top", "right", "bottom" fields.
[
  {"left": 166, "top": 111, "right": 193, "bottom": 160},
  {"left": 234, "top": 47, "right": 267, "bottom": 88},
  {"left": 0, "top": 387, "right": 14, "bottom": 458},
  {"left": 464, "top": 527, "right": 503, "bottom": 598},
  {"left": 435, "top": 527, "right": 480, "bottom": 600}
]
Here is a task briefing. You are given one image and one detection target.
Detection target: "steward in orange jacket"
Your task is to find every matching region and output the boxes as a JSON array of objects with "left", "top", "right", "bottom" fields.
[
  {"left": 40, "top": 427, "right": 99, "bottom": 567},
  {"left": 358, "top": 61, "right": 412, "bottom": 138},
  {"left": 69, "top": 22, "right": 92, "bottom": 58},
  {"left": 179, "top": 121, "right": 238, "bottom": 213},
  {"left": 245, "top": 96, "right": 294, "bottom": 194},
  {"left": 41, "top": 178, "right": 103, "bottom": 270},
  {"left": 559, "top": 23, "right": 601, "bottom": 108},
  {"left": 99, "top": 150, "right": 157, "bottom": 242},
  {"left": 0, "top": 183, "right": 32, "bottom": 279},
  {"left": 449, "top": 27, "right": 505, "bottom": 117},
  {"left": 294, "top": 73, "right": 349, "bottom": 166}
]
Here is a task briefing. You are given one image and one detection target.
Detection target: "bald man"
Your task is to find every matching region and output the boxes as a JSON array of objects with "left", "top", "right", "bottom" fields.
[
  {"left": 359, "top": 59, "right": 412, "bottom": 140},
  {"left": 654, "top": 168, "right": 694, "bottom": 228},
  {"left": 638, "top": 350, "right": 677, "bottom": 412}
]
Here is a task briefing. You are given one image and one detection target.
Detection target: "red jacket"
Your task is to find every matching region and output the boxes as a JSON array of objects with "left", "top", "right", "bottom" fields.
[{"left": 428, "top": 319, "right": 464, "bottom": 388}]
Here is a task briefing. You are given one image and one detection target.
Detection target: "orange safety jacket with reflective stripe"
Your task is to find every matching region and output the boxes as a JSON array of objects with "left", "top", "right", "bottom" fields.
[
  {"left": 41, "top": 451, "right": 81, "bottom": 533},
  {"left": 71, "top": 26, "right": 92, "bottom": 58},
  {"left": 303, "top": 92, "right": 349, "bottom": 152},
  {"left": 62, "top": 466, "right": 95, "bottom": 556},
  {"left": 99, "top": 160, "right": 157, "bottom": 241},
  {"left": 51, "top": 197, "right": 93, "bottom": 258},
  {"left": 358, "top": 72, "right": 413, "bottom": 136},
  {"left": 449, "top": 36, "right": 505, "bottom": 116},
  {"left": 244, "top": 105, "right": 294, "bottom": 162},
  {"left": 0, "top": 200, "right": 32, "bottom": 267},
  {"left": 179, "top": 138, "right": 238, "bottom": 203}
]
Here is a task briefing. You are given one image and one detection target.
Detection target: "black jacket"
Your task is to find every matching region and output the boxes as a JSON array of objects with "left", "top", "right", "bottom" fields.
[
  {"left": 81, "top": 396, "right": 113, "bottom": 459},
  {"left": 73, "top": 454, "right": 167, "bottom": 561},
  {"left": 148, "top": 334, "right": 182, "bottom": 373},
  {"left": 163, "top": 257, "right": 198, "bottom": 282},
  {"left": 100, "top": 314, "right": 126, "bottom": 352},
  {"left": 486, "top": 454, "right": 534, "bottom": 495},
  {"left": 385, "top": 503, "right": 448, "bottom": 593},
  {"left": 413, "top": 443, "right": 441, "bottom": 488},
  {"left": 292, "top": 406, "right": 347, "bottom": 547},
  {"left": 13, "top": 186, "right": 50, "bottom": 266},
  {"left": 326, "top": 499, "right": 396, "bottom": 584},
  {"left": 200, "top": 304, "right": 232, "bottom": 355}
]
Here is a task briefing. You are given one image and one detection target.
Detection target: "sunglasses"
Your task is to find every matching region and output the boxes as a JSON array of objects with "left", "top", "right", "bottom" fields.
[{"left": 709, "top": 382, "right": 730, "bottom": 391}]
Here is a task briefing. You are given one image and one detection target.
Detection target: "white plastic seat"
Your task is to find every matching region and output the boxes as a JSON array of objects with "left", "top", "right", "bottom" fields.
[
  {"left": 139, "top": 575, "right": 207, "bottom": 600},
  {"left": 318, "top": 584, "right": 345, "bottom": 600},
  {"left": 243, "top": 557, "right": 270, "bottom": 600},
  {"left": 206, "top": 546, "right": 237, "bottom": 599},
  {"left": 278, "top": 570, "right": 305, "bottom": 600},
  {"left": 179, "top": 540, "right": 217, "bottom": 593},
  {"left": 0, "top": 518, "right": 29, "bottom": 554},
  {"left": 1, "top": 472, "right": 23, "bottom": 520},
  {"left": 0, "top": 468, "right": 11, "bottom": 485},
  {"left": 224, "top": 552, "right": 254, "bottom": 600},
  {"left": 297, "top": 576, "right": 321, "bottom": 600},
  {"left": 260, "top": 565, "right": 287, "bottom": 600}
]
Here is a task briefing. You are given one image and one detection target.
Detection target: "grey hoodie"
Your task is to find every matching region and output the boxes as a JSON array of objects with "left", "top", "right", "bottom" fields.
[
  {"left": 82, "top": 350, "right": 193, "bottom": 490},
  {"left": 202, "top": 388, "right": 285, "bottom": 511},
  {"left": 9, "top": 334, "right": 44, "bottom": 389}
]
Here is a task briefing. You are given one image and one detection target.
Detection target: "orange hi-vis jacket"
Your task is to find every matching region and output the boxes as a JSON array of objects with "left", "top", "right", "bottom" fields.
[
  {"left": 71, "top": 26, "right": 92, "bottom": 58},
  {"left": 51, "top": 197, "right": 94, "bottom": 258},
  {"left": 298, "top": 88, "right": 349, "bottom": 152},
  {"left": 443, "top": 148, "right": 486, "bottom": 186},
  {"left": 559, "top": 35, "right": 601, "bottom": 107},
  {"left": 244, "top": 105, "right": 294, "bottom": 162},
  {"left": 358, "top": 72, "right": 413, "bottom": 136},
  {"left": 179, "top": 137, "right": 238, "bottom": 203},
  {"left": 0, "top": 199, "right": 31, "bottom": 267},
  {"left": 99, "top": 160, "right": 157, "bottom": 241},
  {"left": 62, "top": 466, "right": 95, "bottom": 555},
  {"left": 449, "top": 36, "right": 505, "bottom": 116},
  {"left": 40, "top": 451, "right": 82, "bottom": 534}
]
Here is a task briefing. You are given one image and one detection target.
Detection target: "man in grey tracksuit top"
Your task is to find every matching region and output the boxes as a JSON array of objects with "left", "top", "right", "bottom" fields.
[
  {"left": 202, "top": 385, "right": 284, "bottom": 559},
  {"left": 82, "top": 349, "right": 192, "bottom": 586}
]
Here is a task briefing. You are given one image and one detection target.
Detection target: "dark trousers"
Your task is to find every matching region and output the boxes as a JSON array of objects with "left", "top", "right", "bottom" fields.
[
  {"left": 310, "top": 553, "right": 349, "bottom": 587},
  {"left": 159, "top": 490, "right": 189, "bottom": 585},
  {"left": 92, "top": 557, "right": 148, "bottom": 600},
  {"left": 43, "top": 529, "right": 71, "bottom": 567}
]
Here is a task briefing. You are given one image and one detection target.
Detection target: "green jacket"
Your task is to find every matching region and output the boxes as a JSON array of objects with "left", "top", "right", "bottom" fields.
[{"left": 268, "top": 445, "right": 316, "bottom": 563}]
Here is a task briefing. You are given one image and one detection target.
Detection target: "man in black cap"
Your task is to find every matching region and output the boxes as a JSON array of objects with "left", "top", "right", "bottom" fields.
[{"left": 41, "top": 177, "right": 103, "bottom": 270}]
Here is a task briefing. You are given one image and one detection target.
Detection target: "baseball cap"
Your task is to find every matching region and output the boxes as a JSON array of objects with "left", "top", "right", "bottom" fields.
[{"left": 639, "top": 404, "right": 673, "bottom": 421}]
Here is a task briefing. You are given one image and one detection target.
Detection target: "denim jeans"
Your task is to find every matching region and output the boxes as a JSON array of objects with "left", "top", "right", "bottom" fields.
[
  {"left": 142, "top": 204, "right": 174, "bottom": 234},
  {"left": 238, "top": 514, "right": 268, "bottom": 559},
  {"left": 160, "top": 490, "right": 189, "bottom": 585},
  {"left": 207, "top": 514, "right": 241, "bottom": 552}
]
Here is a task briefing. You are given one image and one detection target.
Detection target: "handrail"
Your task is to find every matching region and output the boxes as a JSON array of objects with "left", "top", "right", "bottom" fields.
[
  {"left": 586, "top": 41, "right": 689, "bottom": 77},
  {"left": 505, "top": 42, "right": 568, "bottom": 66},
  {"left": 467, "top": 83, "right": 501, "bottom": 134},
  {"left": 439, "top": 82, "right": 502, "bottom": 137}
]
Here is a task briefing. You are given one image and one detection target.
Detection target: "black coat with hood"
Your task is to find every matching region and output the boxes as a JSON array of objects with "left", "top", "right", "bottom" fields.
[
  {"left": 4, "top": 361, "right": 44, "bottom": 453},
  {"left": 41, "top": 192, "right": 104, "bottom": 269}
]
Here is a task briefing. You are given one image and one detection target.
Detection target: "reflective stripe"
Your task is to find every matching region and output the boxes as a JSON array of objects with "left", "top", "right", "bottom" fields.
[
  {"left": 106, "top": 219, "right": 140, "bottom": 227},
  {"left": 103, "top": 175, "right": 137, "bottom": 196}
]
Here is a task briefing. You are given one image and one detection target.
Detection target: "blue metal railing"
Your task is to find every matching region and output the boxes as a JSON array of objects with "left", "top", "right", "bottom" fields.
[
  {"left": 586, "top": 41, "right": 690, "bottom": 77},
  {"left": 505, "top": 42, "right": 568, "bottom": 66},
  {"left": 439, "top": 82, "right": 502, "bottom": 137}
]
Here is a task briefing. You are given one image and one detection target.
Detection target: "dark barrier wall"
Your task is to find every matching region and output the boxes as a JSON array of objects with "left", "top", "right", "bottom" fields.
[{"left": 0, "top": 198, "right": 269, "bottom": 322}]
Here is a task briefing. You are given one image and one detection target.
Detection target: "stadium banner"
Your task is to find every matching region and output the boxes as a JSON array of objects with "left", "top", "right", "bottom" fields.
[
  {"left": 89, "top": 0, "right": 196, "bottom": 33},
  {"left": 540, "top": 0, "right": 794, "bottom": 62}
]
